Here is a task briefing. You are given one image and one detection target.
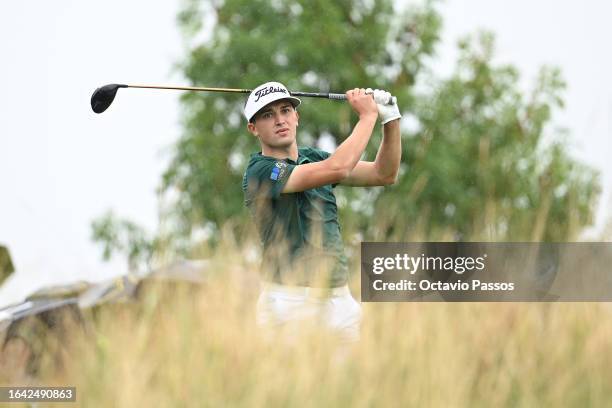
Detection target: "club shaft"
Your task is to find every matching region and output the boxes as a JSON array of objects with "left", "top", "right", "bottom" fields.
[
  {"left": 125, "top": 84, "right": 251, "bottom": 93},
  {"left": 123, "top": 84, "right": 347, "bottom": 100},
  {"left": 121, "top": 84, "right": 394, "bottom": 104}
]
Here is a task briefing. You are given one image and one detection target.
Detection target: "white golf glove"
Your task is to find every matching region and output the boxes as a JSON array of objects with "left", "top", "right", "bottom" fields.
[{"left": 366, "top": 88, "right": 401, "bottom": 125}]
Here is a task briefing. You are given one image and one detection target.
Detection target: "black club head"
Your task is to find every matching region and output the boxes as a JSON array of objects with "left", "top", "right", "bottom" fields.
[{"left": 90, "top": 84, "right": 127, "bottom": 113}]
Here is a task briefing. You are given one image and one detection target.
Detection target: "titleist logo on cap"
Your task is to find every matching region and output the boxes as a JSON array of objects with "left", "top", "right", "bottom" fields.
[
  {"left": 254, "top": 86, "right": 288, "bottom": 103},
  {"left": 244, "top": 81, "right": 300, "bottom": 122}
]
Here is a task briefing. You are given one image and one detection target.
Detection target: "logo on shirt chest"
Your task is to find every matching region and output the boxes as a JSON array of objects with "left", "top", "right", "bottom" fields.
[{"left": 270, "top": 161, "right": 288, "bottom": 181}]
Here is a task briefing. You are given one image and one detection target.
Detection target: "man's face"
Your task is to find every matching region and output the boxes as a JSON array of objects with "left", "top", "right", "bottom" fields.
[{"left": 247, "top": 99, "right": 299, "bottom": 149}]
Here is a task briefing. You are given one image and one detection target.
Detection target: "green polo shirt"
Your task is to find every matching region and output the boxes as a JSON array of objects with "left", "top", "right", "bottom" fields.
[{"left": 242, "top": 146, "right": 348, "bottom": 288}]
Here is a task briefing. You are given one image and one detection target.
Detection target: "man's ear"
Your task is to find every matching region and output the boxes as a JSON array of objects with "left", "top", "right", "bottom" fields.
[
  {"left": 295, "top": 110, "right": 299, "bottom": 126},
  {"left": 247, "top": 122, "right": 258, "bottom": 136}
]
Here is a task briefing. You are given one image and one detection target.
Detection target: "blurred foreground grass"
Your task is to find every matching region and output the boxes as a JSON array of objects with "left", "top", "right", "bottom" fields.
[{"left": 2, "top": 242, "right": 612, "bottom": 407}]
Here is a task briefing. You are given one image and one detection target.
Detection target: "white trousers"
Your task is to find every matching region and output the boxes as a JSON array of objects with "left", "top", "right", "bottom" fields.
[{"left": 256, "top": 283, "right": 363, "bottom": 342}]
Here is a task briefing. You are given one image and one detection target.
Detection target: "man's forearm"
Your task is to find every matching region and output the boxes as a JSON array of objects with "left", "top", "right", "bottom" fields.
[
  {"left": 328, "top": 114, "right": 377, "bottom": 173},
  {"left": 374, "top": 119, "right": 401, "bottom": 182}
]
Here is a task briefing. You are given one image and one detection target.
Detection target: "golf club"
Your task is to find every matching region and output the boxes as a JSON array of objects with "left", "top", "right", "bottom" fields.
[{"left": 90, "top": 83, "right": 397, "bottom": 114}]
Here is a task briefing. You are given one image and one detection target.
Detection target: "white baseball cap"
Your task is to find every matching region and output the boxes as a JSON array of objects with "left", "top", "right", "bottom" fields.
[{"left": 244, "top": 81, "right": 301, "bottom": 122}]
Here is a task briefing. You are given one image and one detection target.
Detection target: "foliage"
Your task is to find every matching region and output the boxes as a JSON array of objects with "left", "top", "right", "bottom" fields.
[
  {"left": 18, "top": 253, "right": 612, "bottom": 406},
  {"left": 91, "top": 0, "right": 601, "bottom": 266},
  {"left": 373, "top": 32, "right": 600, "bottom": 241},
  {"left": 162, "top": 0, "right": 442, "bottom": 241},
  {"left": 91, "top": 211, "right": 157, "bottom": 272}
]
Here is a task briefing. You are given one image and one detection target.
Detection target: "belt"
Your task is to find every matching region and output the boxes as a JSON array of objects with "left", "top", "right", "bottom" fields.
[{"left": 261, "top": 282, "right": 350, "bottom": 298}]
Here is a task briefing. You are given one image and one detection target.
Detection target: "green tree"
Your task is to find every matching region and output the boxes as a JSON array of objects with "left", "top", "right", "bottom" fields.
[
  {"left": 372, "top": 32, "right": 600, "bottom": 241},
  {"left": 92, "top": 1, "right": 601, "bottom": 264},
  {"left": 91, "top": 211, "right": 157, "bottom": 272},
  {"left": 162, "top": 0, "right": 441, "bottom": 242}
]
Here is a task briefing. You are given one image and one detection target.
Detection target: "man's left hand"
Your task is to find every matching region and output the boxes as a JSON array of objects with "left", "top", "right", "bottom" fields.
[{"left": 366, "top": 88, "right": 401, "bottom": 125}]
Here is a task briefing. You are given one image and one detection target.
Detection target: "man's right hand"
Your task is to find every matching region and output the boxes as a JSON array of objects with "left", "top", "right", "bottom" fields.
[
  {"left": 282, "top": 88, "right": 378, "bottom": 193},
  {"left": 346, "top": 88, "right": 378, "bottom": 120}
]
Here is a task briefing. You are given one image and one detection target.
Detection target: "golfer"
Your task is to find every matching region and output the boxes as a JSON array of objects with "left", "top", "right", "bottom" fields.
[{"left": 242, "top": 81, "right": 401, "bottom": 341}]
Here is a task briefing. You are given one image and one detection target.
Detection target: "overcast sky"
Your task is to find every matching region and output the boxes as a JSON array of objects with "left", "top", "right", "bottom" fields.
[{"left": 1, "top": 0, "right": 610, "bottom": 306}]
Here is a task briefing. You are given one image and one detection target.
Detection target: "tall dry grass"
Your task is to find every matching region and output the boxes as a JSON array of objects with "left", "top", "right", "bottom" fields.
[{"left": 8, "top": 239, "right": 608, "bottom": 407}]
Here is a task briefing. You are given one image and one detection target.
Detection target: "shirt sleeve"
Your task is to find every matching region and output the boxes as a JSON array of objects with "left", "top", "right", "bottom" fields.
[
  {"left": 310, "top": 148, "right": 340, "bottom": 188},
  {"left": 244, "top": 159, "right": 296, "bottom": 202},
  {"left": 311, "top": 147, "right": 331, "bottom": 161}
]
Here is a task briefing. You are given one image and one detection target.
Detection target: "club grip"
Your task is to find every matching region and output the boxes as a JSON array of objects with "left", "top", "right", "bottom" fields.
[
  {"left": 329, "top": 92, "right": 397, "bottom": 105},
  {"left": 328, "top": 93, "right": 347, "bottom": 100}
]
